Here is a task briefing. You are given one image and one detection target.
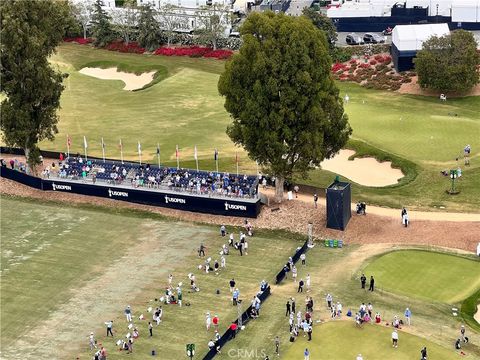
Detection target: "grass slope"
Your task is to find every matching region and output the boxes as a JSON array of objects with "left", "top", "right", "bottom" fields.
[
  {"left": 363, "top": 250, "right": 480, "bottom": 303},
  {"left": 0, "top": 196, "right": 303, "bottom": 359},
  {"left": 283, "top": 321, "right": 463, "bottom": 360},
  {"left": 5, "top": 43, "right": 479, "bottom": 210}
]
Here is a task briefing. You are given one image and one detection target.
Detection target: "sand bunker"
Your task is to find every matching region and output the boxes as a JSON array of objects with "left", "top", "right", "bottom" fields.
[
  {"left": 320, "top": 149, "right": 404, "bottom": 187},
  {"left": 475, "top": 305, "right": 480, "bottom": 325},
  {"left": 79, "top": 67, "right": 155, "bottom": 90}
]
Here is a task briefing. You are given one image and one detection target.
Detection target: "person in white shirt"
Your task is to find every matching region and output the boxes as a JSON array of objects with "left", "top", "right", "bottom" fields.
[
  {"left": 306, "top": 274, "right": 311, "bottom": 292},
  {"left": 206, "top": 312, "right": 212, "bottom": 331},
  {"left": 392, "top": 329, "right": 399, "bottom": 348},
  {"left": 356, "top": 354, "right": 363, "bottom": 360}
]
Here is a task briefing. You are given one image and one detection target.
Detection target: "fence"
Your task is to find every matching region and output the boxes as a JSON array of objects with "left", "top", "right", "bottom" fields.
[
  {"left": 202, "top": 286, "right": 271, "bottom": 360},
  {"left": 275, "top": 238, "right": 310, "bottom": 284}
]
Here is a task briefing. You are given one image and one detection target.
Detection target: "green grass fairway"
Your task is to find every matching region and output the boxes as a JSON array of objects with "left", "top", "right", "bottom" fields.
[
  {"left": 283, "top": 321, "right": 463, "bottom": 360},
  {"left": 38, "top": 43, "right": 480, "bottom": 211},
  {"left": 364, "top": 250, "right": 480, "bottom": 303},
  {"left": 0, "top": 196, "right": 303, "bottom": 359}
]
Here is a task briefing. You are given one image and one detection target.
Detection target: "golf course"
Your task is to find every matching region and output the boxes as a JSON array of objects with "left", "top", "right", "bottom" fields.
[
  {"left": 43, "top": 43, "right": 480, "bottom": 212},
  {"left": 1, "top": 14, "right": 479, "bottom": 360}
]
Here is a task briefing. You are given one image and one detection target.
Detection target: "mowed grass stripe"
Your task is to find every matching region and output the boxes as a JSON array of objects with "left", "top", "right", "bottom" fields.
[{"left": 364, "top": 250, "right": 480, "bottom": 303}]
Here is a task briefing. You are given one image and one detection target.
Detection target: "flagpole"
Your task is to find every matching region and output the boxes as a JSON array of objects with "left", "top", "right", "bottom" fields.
[
  {"left": 236, "top": 152, "right": 239, "bottom": 176},
  {"left": 176, "top": 145, "right": 180, "bottom": 170},
  {"left": 138, "top": 141, "right": 142, "bottom": 165},
  {"left": 101, "top": 137, "right": 105, "bottom": 163},
  {"left": 120, "top": 139, "right": 124, "bottom": 164},
  {"left": 66, "top": 135, "right": 70, "bottom": 158},
  {"left": 84, "top": 136, "right": 88, "bottom": 161},
  {"left": 194, "top": 145, "right": 199, "bottom": 172},
  {"left": 157, "top": 143, "right": 161, "bottom": 168}
]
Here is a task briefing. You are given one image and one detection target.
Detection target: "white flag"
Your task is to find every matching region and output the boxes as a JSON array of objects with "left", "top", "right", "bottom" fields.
[
  {"left": 194, "top": 145, "right": 198, "bottom": 160},
  {"left": 137, "top": 141, "right": 142, "bottom": 154},
  {"left": 83, "top": 136, "right": 88, "bottom": 149}
]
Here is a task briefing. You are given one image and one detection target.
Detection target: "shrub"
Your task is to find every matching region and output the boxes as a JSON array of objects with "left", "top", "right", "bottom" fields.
[
  {"left": 369, "top": 59, "right": 377, "bottom": 66},
  {"left": 105, "top": 40, "right": 145, "bottom": 54},
  {"left": 153, "top": 46, "right": 233, "bottom": 60},
  {"left": 64, "top": 37, "right": 93, "bottom": 45}
]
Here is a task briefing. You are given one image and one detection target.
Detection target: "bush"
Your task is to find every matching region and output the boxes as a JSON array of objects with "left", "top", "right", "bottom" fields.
[
  {"left": 369, "top": 60, "right": 377, "bottom": 65},
  {"left": 64, "top": 37, "right": 93, "bottom": 45},
  {"left": 153, "top": 46, "right": 233, "bottom": 60},
  {"left": 105, "top": 40, "right": 145, "bottom": 54}
]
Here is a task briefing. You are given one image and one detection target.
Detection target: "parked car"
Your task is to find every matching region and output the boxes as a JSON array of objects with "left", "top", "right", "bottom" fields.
[
  {"left": 363, "top": 33, "right": 386, "bottom": 44},
  {"left": 345, "top": 33, "right": 364, "bottom": 45}
]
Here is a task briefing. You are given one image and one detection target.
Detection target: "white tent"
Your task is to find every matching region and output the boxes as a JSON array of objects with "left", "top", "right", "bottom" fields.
[
  {"left": 392, "top": 23, "right": 450, "bottom": 51},
  {"left": 452, "top": 0, "right": 480, "bottom": 22}
]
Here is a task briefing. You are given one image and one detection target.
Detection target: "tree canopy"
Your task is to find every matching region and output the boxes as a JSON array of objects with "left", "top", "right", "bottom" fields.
[
  {"left": 91, "top": 0, "right": 115, "bottom": 47},
  {"left": 218, "top": 12, "right": 351, "bottom": 201},
  {"left": 137, "top": 4, "right": 160, "bottom": 50},
  {"left": 1, "top": 0, "right": 70, "bottom": 168},
  {"left": 302, "top": 7, "right": 337, "bottom": 52},
  {"left": 414, "top": 30, "right": 480, "bottom": 93}
]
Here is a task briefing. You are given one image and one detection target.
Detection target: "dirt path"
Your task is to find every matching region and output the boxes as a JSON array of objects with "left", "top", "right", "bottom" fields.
[
  {"left": 265, "top": 189, "right": 480, "bottom": 222},
  {"left": 2, "top": 177, "right": 479, "bottom": 253},
  {"left": 0, "top": 221, "right": 198, "bottom": 360}
]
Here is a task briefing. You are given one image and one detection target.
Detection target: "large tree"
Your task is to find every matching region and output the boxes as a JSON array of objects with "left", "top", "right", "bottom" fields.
[
  {"left": 71, "top": 0, "right": 94, "bottom": 39},
  {"left": 111, "top": 3, "right": 138, "bottom": 45},
  {"left": 414, "top": 30, "right": 480, "bottom": 93},
  {"left": 218, "top": 12, "right": 351, "bottom": 201},
  {"left": 195, "top": 4, "right": 230, "bottom": 50},
  {"left": 158, "top": 4, "right": 184, "bottom": 47},
  {"left": 1, "top": 0, "right": 69, "bottom": 169},
  {"left": 302, "top": 7, "right": 337, "bottom": 52},
  {"left": 91, "top": 0, "right": 115, "bottom": 47},
  {"left": 137, "top": 4, "right": 160, "bottom": 51}
]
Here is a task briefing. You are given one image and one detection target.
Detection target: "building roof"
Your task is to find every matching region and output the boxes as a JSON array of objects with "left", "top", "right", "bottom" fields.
[{"left": 392, "top": 23, "right": 450, "bottom": 51}]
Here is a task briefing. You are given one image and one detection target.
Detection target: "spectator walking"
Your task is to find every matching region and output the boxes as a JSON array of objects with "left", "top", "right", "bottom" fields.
[
  {"left": 420, "top": 346, "right": 427, "bottom": 360},
  {"left": 404, "top": 307, "right": 411, "bottom": 325},
  {"left": 274, "top": 336, "right": 280, "bottom": 356},
  {"left": 401, "top": 208, "right": 409, "bottom": 227},
  {"left": 229, "top": 278, "right": 236, "bottom": 293},
  {"left": 125, "top": 306, "right": 132, "bottom": 322},
  {"left": 105, "top": 320, "right": 113, "bottom": 337},
  {"left": 199, "top": 243, "right": 206, "bottom": 257},
  {"left": 304, "top": 348, "right": 310, "bottom": 360},
  {"left": 392, "top": 329, "right": 399, "bottom": 348},
  {"left": 149, "top": 322, "right": 153, "bottom": 336},
  {"left": 286, "top": 300, "right": 291, "bottom": 316},
  {"left": 326, "top": 293, "right": 333, "bottom": 309},
  {"left": 360, "top": 274, "right": 367, "bottom": 289},
  {"left": 230, "top": 322, "right": 238, "bottom": 339},
  {"left": 300, "top": 253, "right": 306, "bottom": 266},
  {"left": 292, "top": 265, "right": 298, "bottom": 283},
  {"left": 291, "top": 298, "right": 296, "bottom": 314},
  {"left": 369, "top": 276, "right": 375, "bottom": 291},
  {"left": 313, "top": 194, "right": 318, "bottom": 208},
  {"left": 206, "top": 312, "right": 212, "bottom": 331},
  {"left": 298, "top": 279, "right": 304, "bottom": 293},
  {"left": 306, "top": 274, "right": 311, "bottom": 292},
  {"left": 88, "top": 332, "right": 97, "bottom": 350}
]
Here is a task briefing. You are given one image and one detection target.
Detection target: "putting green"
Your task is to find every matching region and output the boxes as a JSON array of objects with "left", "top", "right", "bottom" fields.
[
  {"left": 283, "top": 321, "right": 463, "bottom": 360},
  {"left": 364, "top": 250, "right": 480, "bottom": 303}
]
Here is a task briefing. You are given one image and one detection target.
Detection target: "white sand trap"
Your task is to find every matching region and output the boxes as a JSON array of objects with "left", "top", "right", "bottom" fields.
[
  {"left": 475, "top": 305, "right": 480, "bottom": 325},
  {"left": 79, "top": 67, "right": 155, "bottom": 90},
  {"left": 320, "top": 149, "right": 404, "bottom": 187}
]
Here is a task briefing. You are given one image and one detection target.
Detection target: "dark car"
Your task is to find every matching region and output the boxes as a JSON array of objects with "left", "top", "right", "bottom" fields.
[
  {"left": 363, "top": 33, "right": 385, "bottom": 44},
  {"left": 345, "top": 33, "right": 364, "bottom": 45}
]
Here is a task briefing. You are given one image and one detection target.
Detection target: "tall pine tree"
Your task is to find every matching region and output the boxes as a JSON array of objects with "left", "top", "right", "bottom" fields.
[
  {"left": 91, "top": 0, "right": 114, "bottom": 47},
  {"left": 137, "top": 4, "right": 160, "bottom": 51}
]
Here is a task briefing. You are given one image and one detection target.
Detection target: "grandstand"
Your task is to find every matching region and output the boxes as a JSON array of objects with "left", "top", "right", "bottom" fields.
[{"left": 53, "top": 156, "right": 259, "bottom": 199}]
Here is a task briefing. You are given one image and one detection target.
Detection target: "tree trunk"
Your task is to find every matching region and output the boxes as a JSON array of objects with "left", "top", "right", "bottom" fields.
[
  {"left": 83, "top": 26, "right": 87, "bottom": 39},
  {"left": 274, "top": 175, "right": 284, "bottom": 203}
]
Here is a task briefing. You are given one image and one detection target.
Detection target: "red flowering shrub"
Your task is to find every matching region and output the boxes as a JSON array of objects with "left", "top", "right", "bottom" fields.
[
  {"left": 369, "top": 60, "right": 377, "bottom": 65},
  {"left": 105, "top": 40, "right": 145, "bottom": 54},
  {"left": 153, "top": 46, "right": 232, "bottom": 59},
  {"left": 349, "top": 59, "right": 357, "bottom": 65},
  {"left": 331, "top": 62, "right": 348, "bottom": 73},
  {"left": 64, "top": 37, "right": 93, "bottom": 45},
  {"left": 359, "top": 63, "right": 370, "bottom": 69}
]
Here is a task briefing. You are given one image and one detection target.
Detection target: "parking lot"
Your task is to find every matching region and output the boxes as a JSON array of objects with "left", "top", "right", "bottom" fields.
[{"left": 336, "top": 30, "right": 480, "bottom": 47}]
